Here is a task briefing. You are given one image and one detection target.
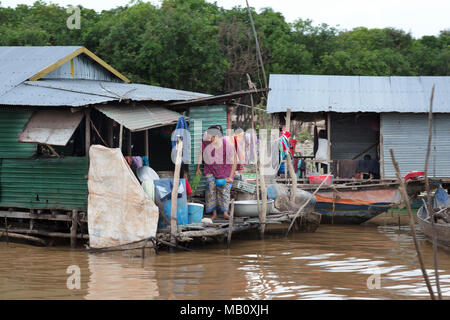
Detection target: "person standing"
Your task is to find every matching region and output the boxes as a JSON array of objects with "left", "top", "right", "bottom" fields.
[{"left": 196, "top": 125, "right": 237, "bottom": 220}]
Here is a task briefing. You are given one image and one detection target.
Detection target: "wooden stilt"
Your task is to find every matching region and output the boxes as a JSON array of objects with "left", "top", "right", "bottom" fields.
[
  {"left": 227, "top": 200, "right": 235, "bottom": 249},
  {"left": 145, "top": 130, "right": 149, "bottom": 159},
  {"left": 171, "top": 137, "right": 183, "bottom": 245},
  {"left": 327, "top": 112, "right": 331, "bottom": 173},
  {"left": 85, "top": 109, "right": 91, "bottom": 156},
  {"left": 70, "top": 210, "right": 78, "bottom": 248},
  {"left": 127, "top": 129, "right": 132, "bottom": 156},
  {"left": 119, "top": 124, "right": 123, "bottom": 151}
]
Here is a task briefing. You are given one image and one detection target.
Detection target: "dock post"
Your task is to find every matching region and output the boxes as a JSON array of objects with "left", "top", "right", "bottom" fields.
[
  {"left": 171, "top": 137, "right": 183, "bottom": 246},
  {"left": 70, "top": 210, "right": 78, "bottom": 248},
  {"left": 258, "top": 139, "right": 267, "bottom": 239},
  {"left": 227, "top": 200, "right": 235, "bottom": 249}
]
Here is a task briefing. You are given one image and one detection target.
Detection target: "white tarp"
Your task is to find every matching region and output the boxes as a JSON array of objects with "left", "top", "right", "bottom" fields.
[{"left": 87, "top": 145, "right": 159, "bottom": 249}]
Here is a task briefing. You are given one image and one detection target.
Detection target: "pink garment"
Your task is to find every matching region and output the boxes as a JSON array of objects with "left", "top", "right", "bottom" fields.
[{"left": 202, "top": 138, "right": 235, "bottom": 179}]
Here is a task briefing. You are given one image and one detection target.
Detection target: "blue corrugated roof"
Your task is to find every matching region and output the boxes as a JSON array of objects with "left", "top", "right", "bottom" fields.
[
  {"left": 0, "top": 46, "right": 211, "bottom": 106},
  {"left": 0, "top": 46, "right": 83, "bottom": 97},
  {"left": 267, "top": 74, "right": 450, "bottom": 113}
]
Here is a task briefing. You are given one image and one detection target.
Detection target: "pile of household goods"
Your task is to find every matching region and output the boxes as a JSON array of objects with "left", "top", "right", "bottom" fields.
[{"left": 125, "top": 156, "right": 201, "bottom": 229}]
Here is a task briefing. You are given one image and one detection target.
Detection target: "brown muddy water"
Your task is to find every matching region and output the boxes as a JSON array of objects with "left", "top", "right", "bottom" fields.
[{"left": 1, "top": 225, "right": 449, "bottom": 300}]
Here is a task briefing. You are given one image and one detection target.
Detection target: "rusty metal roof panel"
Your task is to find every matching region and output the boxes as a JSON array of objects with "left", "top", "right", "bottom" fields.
[
  {"left": 267, "top": 74, "right": 450, "bottom": 113},
  {"left": 96, "top": 105, "right": 184, "bottom": 132},
  {"left": 18, "top": 109, "right": 84, "bottom": 146},
  {"left": 0, "top": 46, "right": 83, "bottom": 97}
]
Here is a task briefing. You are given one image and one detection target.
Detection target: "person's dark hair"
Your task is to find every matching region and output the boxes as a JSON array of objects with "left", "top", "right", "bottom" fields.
[
  {"left": 319, "top": 129, "right": 327, "bottom": 139},
  {"left": 207, "top": 125, "right": 223, "bottom": 137}
]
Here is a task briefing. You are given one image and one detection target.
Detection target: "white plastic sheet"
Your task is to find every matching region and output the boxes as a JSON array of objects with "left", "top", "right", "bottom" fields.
[{"left": 87, "top": 145, "right": 159, "bottom": 249}]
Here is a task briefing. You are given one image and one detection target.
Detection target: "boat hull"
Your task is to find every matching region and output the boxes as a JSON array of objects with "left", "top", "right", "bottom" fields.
[
  {"left": 316, "top": 202, "right": 392, "bottom": 224},
  {"left": 314, "top": 187, "right": 401, "bottom": 224},
  {"left": 417, "top": 206, "right": 450, "bottom": 249}
]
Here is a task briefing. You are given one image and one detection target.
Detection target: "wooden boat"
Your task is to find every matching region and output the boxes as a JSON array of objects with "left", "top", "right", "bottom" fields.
[
  {"left": 313, "top": 185, "right": 402, "bottom": 224},
  {"left": 417, "top": 205, "right": 450, "bottom": 249}
]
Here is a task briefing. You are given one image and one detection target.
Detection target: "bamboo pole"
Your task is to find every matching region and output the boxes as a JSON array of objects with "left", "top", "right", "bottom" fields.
[
  {"left": 389, "top": 148, "right": 435, "bottom": 300},
  {"left": 170, "top": 137, "right": 183, "bottom": 245},
  {"left": 423, "top": 84, "right": 442, "bottom": 299}
]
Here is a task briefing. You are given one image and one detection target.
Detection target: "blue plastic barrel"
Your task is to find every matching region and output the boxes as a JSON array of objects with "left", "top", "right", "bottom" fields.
[
  {"left": 188, "top": 203, "right": 204, "bottom": 224},
  {"left": 155, "top": 178, "right": 188, "bottom": 228}
]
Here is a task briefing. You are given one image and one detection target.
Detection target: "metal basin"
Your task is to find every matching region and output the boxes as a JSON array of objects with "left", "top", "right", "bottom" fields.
[{"left": 233, "top": 200, "right": 274, "bottom": 217}]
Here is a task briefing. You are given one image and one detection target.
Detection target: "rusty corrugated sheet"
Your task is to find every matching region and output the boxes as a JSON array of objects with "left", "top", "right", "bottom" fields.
[
  {"left": 18, "top": 109, "right": 84, "bottom": 146},
  {"left": 0, "top": 157, "right": 88, "bottom": 211},
  {"left": 96, "top": 105, "right": 184, "bottom": 132}
]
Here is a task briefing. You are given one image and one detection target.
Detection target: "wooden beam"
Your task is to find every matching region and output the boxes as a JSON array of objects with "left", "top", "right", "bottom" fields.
[
  {"left": 327, "top": 112, "right": 331, "bottom": 173},
  {"left": 145, "top": 130, "right": 149, "bottom": 159},
  {"left": 227, "top": 200, "right": 235, "bottom": 248},
  {"left": 286, "top": 108, "right": 291, "bottom": 132},
  {"left": 380, "top": 116, "right": 385, "bottom": 179},
  {"left": 119, "top": 124, "right": 123, "bottom": 150},
  {"left": 85, "top": 109, "right": 91, "bottom": 156},
  {"left": 171, "top": 137, "right": 183, "bottom": 244},
  {"left": 127, "top": 129, "right": 132, "bottom": 156},
  {"left": 70, "top": 210, "right": 78, "bottom": 248}
]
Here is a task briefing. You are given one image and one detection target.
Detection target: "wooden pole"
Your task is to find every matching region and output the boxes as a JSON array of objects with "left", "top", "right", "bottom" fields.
[
  {"left": 85, "top": 109, "right": 91, "bottom": 156},
  {"left": 170, "top": 137, "right": 183, "bottom": 245},
  {"left": 145, "top": 130, "right": 149, "bottom": 159},
  {"left": 259, "top": 144, "right": 267, "bottom": 238},
  {"left": 119, "top": 124, "right": 123, "bottom": 150},
  {"left": 286, "top": 109, "right": 291, "bottom": 132},
  {"left": 423, "top": 84, "right": 442, "bottom": 299},
  {"left": 327, "top": 112, "right": 331, "bottom": 174},
  {"left": 380, "top": 118, "right": 385, "bottom": 179},
  {"left": 227, "top": 200, "right": 235, "bottom": 249},
  {"left": 70, "top": 210, "right": 78, "bottom": 248},
  {"left": 249, "top": 89, "right": 261, "bottom": 217},
  {"left": 127, "top": 129, "right": 132, "bottom": 156},
  {"left": 107, "top": 118, "right": 114, "bottom": 147},
  {"left": 286, "top": 152, "right": 297, "bottom": 203},
  {"left": 390, "top": 148, "right": 435, "bottom": 300}
]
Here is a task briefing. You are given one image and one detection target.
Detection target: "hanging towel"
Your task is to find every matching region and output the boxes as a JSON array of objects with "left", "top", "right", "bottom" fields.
[
  {"left": 171, "top": 116, "right": 190, "bottom": 165},
  {"left": 142, "top": 156, "right": 149, "bottom": 167},
  {"left": 125, "top": 156, "right": 133, "bottom": 166}
]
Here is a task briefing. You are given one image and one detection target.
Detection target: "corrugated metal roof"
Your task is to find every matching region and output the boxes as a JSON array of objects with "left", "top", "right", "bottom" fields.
[
  {"left": 0, "top": 46, "right": 83, "bottom": 97},
  {"left": 18, "top": 110, "right": 84, "bottom": 146},
  {"left": 96, "top": 105, "right": 184, "bottom": 132},
  {"left": 0, "top": 79, "right": 211, "bottom": 106},
  {"left": 267, "top": 74, "right": 450, "bottom": 113}
]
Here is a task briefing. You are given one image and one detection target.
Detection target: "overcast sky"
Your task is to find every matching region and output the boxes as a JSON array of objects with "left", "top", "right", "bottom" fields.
[{"left": 2, "top": 0, "right": 449, "bottom": 38}]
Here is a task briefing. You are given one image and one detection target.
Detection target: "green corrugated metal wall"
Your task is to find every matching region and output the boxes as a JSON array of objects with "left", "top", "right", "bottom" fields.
[
  {"left": 0, "top": 110, "right": 36, "bottom": 158},
  {"left": 0, "top": 109, "right": 88, "bottom": 211},
  {"left": 188, "top": 105, "right": 227, "bottom": 195},
  {"left": 0, "top": 157, "right": 89, "bottom": 211}
]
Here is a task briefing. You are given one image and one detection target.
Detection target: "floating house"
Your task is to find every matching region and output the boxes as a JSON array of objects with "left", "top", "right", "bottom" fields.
[
  {"left": 0, "top": 46, "right": 260, "bottom": 245},
  {"left": 267, "top": 74, "right": 450, "bottom": 181}
]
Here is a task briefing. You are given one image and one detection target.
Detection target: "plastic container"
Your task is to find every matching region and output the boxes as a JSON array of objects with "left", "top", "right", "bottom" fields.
[
  {"left": 308, "top": 174, "right": 333, "bottom": 185},
  {"left": 188, "top": 203, "right": 204, "bottom": 224},
  {"left": 155, "top": 178, "right": 188, "bottom": 228},
  {"left": 215, "top": 178, "right": 226, "bottom": 186}
]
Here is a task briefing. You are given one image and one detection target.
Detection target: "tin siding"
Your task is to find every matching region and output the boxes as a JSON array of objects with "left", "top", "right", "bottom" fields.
[
  {"left": 0, "top": 110, "right": 36, "bottom": 158},
  {"left": 188, "top": 106, "right": 227, "bottom": 195},
  {"left": 42, "top": 54, "right": 121, "bottom": 82},
  {"left": 0, "top": 157, "right": 88, "bottom": 210},
  {"left": 382, "top": 113, "right": 450, "bottom": 178}
]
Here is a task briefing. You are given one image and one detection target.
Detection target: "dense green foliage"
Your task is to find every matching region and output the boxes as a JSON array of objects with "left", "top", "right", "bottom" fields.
[{"left": 1, "top": 0, "right": 448, "bottom": 94}]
